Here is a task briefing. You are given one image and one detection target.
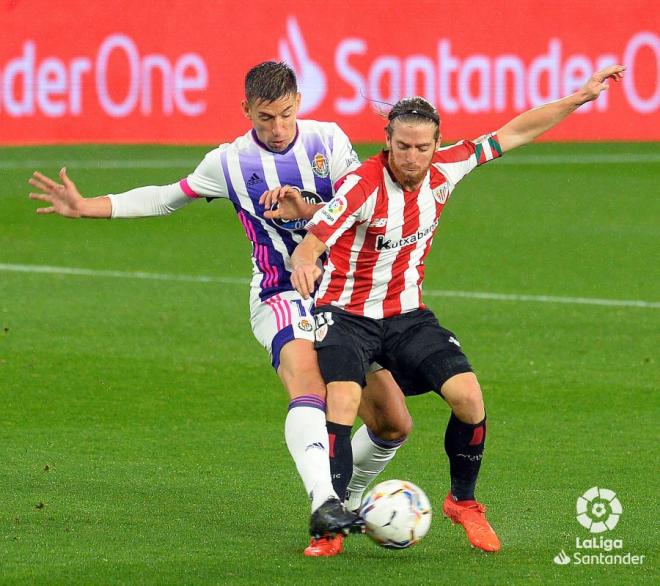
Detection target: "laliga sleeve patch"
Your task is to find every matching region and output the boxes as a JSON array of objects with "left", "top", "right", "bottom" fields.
[{"left": 319, "top": 196, "right": 348, "bottom": 225}]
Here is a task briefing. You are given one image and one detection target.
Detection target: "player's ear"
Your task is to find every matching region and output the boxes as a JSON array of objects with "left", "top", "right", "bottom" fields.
[
  {"left": 241, "top": 99, "right": 251, "bottom": 119},
  {"left": 294, "top": 92, "right": 301, "bottom": 111}
]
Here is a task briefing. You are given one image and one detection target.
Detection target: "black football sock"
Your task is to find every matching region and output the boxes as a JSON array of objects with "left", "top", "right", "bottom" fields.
[
  {"left": 326, "top": 421, "right": 353, "bottom": 502},
  {"left": 444, "top": 412, "right": 486, "bottom": 501}
]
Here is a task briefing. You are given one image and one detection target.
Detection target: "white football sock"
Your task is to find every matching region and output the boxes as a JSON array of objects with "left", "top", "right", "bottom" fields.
[
  {"left": 285, "top": 403, "right": 337, "bottom": 512},
  {"left": 346, "top": 424, "right": 404, "bottom": 512}
]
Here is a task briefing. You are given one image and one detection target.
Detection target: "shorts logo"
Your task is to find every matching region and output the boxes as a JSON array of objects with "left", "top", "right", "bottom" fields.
[
  {"left": 432, "top": 183, "right": 451, "bottom": 204},
  {"left": 314, "top": 311, "right": 334, "bottom": 342},
  {"left": 297, "top": 318, "right": 313, "bottom": 332},
  {"left": 312, "top": 153, "right": 330, "bottom": 178},
  {"left": 320, "top": 196, "right": 347, "bottom": 225},
  {"left": 576, "top": 487, "right": 622, "bottom": 533}
]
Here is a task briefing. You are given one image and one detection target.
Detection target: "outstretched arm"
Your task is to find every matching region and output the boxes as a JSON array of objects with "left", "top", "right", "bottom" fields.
[
  {"left": 29, "top": 168, "right": 112, "bottom": 218},
  {"left": 497, "top": 64, "right": 625, "bottom": 153},
  {"left": 29, "top": 168, "right": 193, "bottom": 219},
  {"left": 290, "top": 233, "right": 327, "bottom": 299}
]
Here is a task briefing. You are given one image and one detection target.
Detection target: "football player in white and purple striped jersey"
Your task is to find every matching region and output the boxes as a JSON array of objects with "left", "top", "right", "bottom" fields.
[{"left": 28, "top": 61, "right": 411, "bottom": 557}]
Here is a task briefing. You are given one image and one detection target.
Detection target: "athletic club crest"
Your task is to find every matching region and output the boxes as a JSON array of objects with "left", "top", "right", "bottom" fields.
[
  {"left": 312, "top": 153, "right": 330, "bottom": 178},
  {"left": 432, "top": 183, "right": 451, "bottom": 204}
]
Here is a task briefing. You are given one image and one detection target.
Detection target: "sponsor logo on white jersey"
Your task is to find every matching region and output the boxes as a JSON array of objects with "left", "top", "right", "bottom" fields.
[{"left": 345, "top": 150, "right": 360, "bottom": 168}]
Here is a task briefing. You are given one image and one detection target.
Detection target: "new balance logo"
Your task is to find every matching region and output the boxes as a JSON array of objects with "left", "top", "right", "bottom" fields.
[
  {"left": 246, "top": 172, "right": 264, "bottom": 187},
  {"left": 369, "top": 218, "right": 387, "bottom": 228}
]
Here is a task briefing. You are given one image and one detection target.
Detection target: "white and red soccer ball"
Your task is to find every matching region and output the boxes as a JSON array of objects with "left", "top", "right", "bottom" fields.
[{"left": 359, "top": 479, "right": 432, "bottom": 549}]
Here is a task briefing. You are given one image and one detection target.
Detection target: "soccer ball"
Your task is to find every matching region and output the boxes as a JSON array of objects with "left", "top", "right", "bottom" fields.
[{"left": 359, "top": 479, "right": 432, "bottom": 549}]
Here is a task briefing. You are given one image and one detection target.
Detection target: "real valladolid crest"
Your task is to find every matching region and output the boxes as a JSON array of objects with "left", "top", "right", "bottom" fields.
[{"left": 553, "top": 487, "right": 646, "bottom": 566}]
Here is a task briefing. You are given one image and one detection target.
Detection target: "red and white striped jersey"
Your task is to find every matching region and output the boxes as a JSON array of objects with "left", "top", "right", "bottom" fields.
[{"left": 307, "top": 133, "right": 503, "bottom": 318}]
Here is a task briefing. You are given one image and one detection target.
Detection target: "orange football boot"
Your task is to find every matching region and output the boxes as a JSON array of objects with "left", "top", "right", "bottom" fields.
[
  {"left": 442, "top": 492, "right": 500, "bottom": 552},
  {"left": 303, "top": 534, "right": 344, "bottom": 557}
]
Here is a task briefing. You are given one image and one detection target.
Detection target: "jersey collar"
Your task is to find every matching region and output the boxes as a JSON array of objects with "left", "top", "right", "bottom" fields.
[{"left": 251, "top": 124, "right": 300, "bottom": 155}]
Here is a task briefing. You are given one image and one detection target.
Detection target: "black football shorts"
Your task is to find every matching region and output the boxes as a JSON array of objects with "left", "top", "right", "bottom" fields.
[{"left": 314, "top": 306, "right": 472, "bottom": 395}]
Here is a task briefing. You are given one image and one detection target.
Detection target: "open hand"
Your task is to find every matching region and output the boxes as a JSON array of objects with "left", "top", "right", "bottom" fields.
[
  {"left": 29, "top": 168, "right": 84, "bottom": 217},
  {"left": 291, "top": 261, "right": 322, "bottom": 300},
  {"left": 259, "top": 185, "right": 311, "bottom": 221},
  {"left": 580, "top": 64, "right": 625, "bottom": 103}
]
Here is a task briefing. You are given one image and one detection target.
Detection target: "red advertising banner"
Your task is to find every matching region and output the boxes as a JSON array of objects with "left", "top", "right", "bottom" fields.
[{"left": 1, "top": 0, "right": 658, "bottom": 144}]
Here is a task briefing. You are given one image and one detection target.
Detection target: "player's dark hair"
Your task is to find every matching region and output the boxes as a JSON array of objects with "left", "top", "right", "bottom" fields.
[
  {"left": 385, "top": 97, "right": 440, "bottom": 140},
  {"left": 245, "top": 62, "right": 298, "bottom": 104}
]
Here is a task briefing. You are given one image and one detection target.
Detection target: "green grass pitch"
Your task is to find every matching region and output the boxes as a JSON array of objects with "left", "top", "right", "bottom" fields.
[{"left": 0, "top": 142, "right": 658, "bottom": 584}]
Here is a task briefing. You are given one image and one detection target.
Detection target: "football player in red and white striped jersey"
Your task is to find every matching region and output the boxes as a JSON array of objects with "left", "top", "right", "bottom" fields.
[{"left": 288, "top": 64, "right": 624, "bottom": 552}]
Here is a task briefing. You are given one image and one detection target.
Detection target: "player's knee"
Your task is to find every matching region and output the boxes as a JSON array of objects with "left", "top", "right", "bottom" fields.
[
  {"left": 369, "top": 412, "right": 413, "bottom": 443},
  {"left": 327, "top": 382, "right": 362, "bottom": 425},
  {"left": 389, "top": 407, "right": 414, "bottom": 439},
  {"left": 461, "top": 388, "right": 485, "bottom": 420},
  {"left": 442, "top": 375, "right": 484, "bottom": 423},
  {"left": 374, "top": 419, "right": 412, "bottom": 443}
]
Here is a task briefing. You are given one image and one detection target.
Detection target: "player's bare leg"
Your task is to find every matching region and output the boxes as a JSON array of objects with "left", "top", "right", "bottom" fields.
[
  {"left": 346, "top": 369, "right": 412, "bottom": 512},
  {"left": 324, "top": 380, "right": 362, "bottom": 504},
  {"left": 278, "top": 341, "right": 360, "bottom": 556},
  {"left": 439, "top": 372, "right": 500, "bottom": 552}
]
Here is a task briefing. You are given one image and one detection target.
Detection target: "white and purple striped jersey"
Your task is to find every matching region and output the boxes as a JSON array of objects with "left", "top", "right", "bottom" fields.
[{"left": 180, "top": 120, "right": 359, "bottom": 301}]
